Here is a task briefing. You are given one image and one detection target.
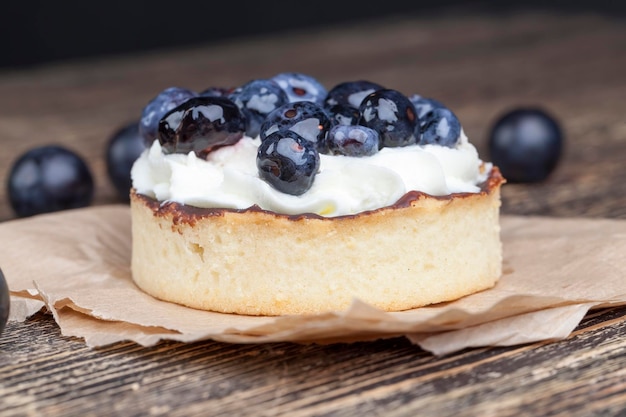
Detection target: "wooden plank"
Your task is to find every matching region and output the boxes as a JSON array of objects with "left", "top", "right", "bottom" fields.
[{"left": 1, "top": 307, "right": 625, "bottom": 416}]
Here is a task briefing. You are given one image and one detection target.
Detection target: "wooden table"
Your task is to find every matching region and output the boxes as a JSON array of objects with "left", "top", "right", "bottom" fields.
[{"left": 1, "top": 10, "right": 625, "bottom": 416}]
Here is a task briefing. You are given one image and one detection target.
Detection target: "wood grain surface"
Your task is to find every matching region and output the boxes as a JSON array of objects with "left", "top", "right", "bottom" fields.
[{"left": 1, "top": 9, "right": 625, "bottom": 417}]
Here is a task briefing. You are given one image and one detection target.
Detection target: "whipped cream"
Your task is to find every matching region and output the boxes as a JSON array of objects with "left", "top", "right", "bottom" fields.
[{"left": 131, "top": 132, "right": 491, "bottom": 217}]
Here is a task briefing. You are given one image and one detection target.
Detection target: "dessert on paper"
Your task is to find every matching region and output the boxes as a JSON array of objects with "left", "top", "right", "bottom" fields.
[{"left": 1, "top": 206, "right": 625, "bottom": 354}]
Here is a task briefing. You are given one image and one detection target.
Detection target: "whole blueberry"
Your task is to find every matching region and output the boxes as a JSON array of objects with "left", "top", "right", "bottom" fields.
[
  {"left": 271, "top": 72, "right": 328, "bottom": 105},
  {"left": 139, "top": 87, "right": 197, "bottom": 145},
  {"left": 326, "top": 105, "right": 361, "bottom": 128},
  {"left": 488, "top": 108, "right": 563, "bottom": 182},
  {"left": 0, "top": 268, "right": 8, "bottom": 337},
  {"left": 199, "top": 86, "right": 232, "bottom": 97},
  {"left": 158, "top": 96, "right": 245, "bottom": 158},
  {"left": 327, "top": 125, "right": 380, "bottom": 157},
  {"left": 419, "top": 108, "right": 462, "bottom": 147},
  {"left": 324, "top": 81, "right": 384, "bottom": 129},
  {"left": 260, "top": 101, "right": 331, "bottom": 152},
  {"left": 228, "top": 79, "right": 289, "bottom": 138},
  {"left": 106, "top": 121, "right": 147, "bottom": 201},
  {"left": 358, "top": 89, "right": 418, "bottom": 148},
  {"left": 324, "top": 80, "right": 384, "bottom": 110},
  {"left": 408, "top": 94, "right": 446, "bottom": 119},
  {"left": 7, "top": 145, "right": 94, "bottom": 217},
  {"left": 257, "top": 131, "right": 320, "bottom": 195}
]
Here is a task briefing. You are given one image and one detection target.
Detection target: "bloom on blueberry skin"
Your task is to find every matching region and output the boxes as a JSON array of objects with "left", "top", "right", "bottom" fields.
[
  {"left": 228, "top": 79, "right": 289, "bottom": 138},
  {"left": 358, "top": 89, "right": 418, "bottom": 148},
  {"left": 327, "top": 125, "right": 380, "bottom": 157},
  {"left": 260, "top": 101, "right": 331, "bottom": 153},
  {"left": 408, "top": 94, "right": 446, "bottom": 119},
  {"left": 139, "top": 87, "right": 197, "bottom": 145},
  {"left": 418, "top": 108, "right": 461, "bottom": 148},
  {"left": 271, "top": 72, "right": 328, "bottom": 105}
]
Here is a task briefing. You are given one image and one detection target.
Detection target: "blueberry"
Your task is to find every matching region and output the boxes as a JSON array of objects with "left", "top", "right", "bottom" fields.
[
  {"left": 418, "top": 108, "right": 462, "bottom": 147},
  {"left": 158, "top": 96, "right": 245, "bottom": 159},
  {"left": 260, "top": 101, "right": 331, "bottom": 152},
  {"left": 488, "top": 108, "right": 563, "bottom": 182},
  {"left": 0, "top": 268, "right": 9, "bottom": 338},
  {"left": 324, "top": 80, "right": 384, "bottom": 110},
  {"left": 257, "top": 131, "right": 320, "bottom": 195},
  {"left": 271, "top": 72, "right": 328, "bottom": 105},
  {"left": 139, "top": 87, "right": 197, "bottom": 146},
  {"left": 324, "top": 81, "right": 384, "bottom": 130},
  {"left": 7, "top": 145, "right": 94, "bottom": 218},
  {"left": 228, "top": 79, "right": 289, "bottom": 137},
  {"left": 358, "top": 89, "right": 418, "bottom": 148},
  {"left": 327, "top": 125, "right": 379, "bottom": 157},
  {"left": 106, "top": 121, "right": 147, "bottom": 201},
  {"left": 408, "top": 94, "right": 446, "bottom": 119},
  {"left": 326, "top": 104, "right": 361, "bottom": 128},
  {"left": 199, "top": 87, "right": 232, "bottom": 97}
]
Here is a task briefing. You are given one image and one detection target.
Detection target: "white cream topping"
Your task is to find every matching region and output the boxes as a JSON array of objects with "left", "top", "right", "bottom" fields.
[{"left": 131, "top": 131, "right": 490, "bottom": 217}]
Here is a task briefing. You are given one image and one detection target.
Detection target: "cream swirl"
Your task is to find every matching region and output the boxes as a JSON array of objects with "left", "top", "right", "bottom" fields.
[{"left": 131, "top": 131, "right": 490, "bottom": 217}]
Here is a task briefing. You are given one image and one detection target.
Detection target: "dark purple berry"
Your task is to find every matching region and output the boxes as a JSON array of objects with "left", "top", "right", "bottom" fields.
[
  {"left": 260, "top": 101, "right": 331, "bottom": 152},
  {"left": 158, "top": 96, "right": 245, "bottom": 159},
  {"left": 271, "top": 72, "right": 328, "bottom": 105},
  {"left": 106, "top": 121, "right": 147, "bottom": 201},
  {"left": 0, "top": 268, "right": 9, "bottom": 337},
  {"left": 408, "top": 94, "right": 446, "bottom": 119},
  {"left": 257, "top": 131, "right": 320, "bottom": 195},
  {"left": 7, "top": 145, "right": 94, "bottom": 217},
  {"left": 419, "top": 108, "right": 462, "bottom": 147},
  {"left": 228, "top": 79, "right": 289, "bottom": 137},
  {"left": 139, "top": 87, "right": 197, "bottom": 145},
  {"left": 324, "top": 81, "right": 384, "bottom": 130},
  {"left": 199, "top": 87, "right": 232, "bottom": 97},
  {"left": 324, "top": 80, "right": 384, "bottom": 110},
  {"left": 327, "top": 125, "right": 379, "bottom": 157},
  {"left": 488, "top": 108, "right": 563, "bottom": 183},
  {"left": 358, "top": 89, "right": 418, "bottom": 148},
  {"left": 326, "top": 104, "right": 361, "bottom": 128}
]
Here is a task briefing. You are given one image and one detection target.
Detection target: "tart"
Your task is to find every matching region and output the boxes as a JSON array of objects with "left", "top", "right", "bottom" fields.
[{"left": 130, "top": 75, "right": 504, "bottom": 316}]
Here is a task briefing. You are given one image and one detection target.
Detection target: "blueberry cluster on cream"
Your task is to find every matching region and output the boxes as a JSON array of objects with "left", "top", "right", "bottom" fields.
[{"left": 132, "top": 73, "right": 491, "bottom": 217}]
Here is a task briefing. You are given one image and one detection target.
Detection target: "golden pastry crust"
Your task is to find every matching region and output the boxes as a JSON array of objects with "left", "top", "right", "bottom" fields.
[{"left": 130, "top": 168, "right": 504, "bottom": 316}]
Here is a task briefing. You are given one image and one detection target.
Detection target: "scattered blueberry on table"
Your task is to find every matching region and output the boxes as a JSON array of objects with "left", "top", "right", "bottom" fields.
[
  {"left": 7, "top": 145, "right": 94, "bottom": 217},
  {"left": 0, "top": 268, "right": 8, "bottom": 337},
  {"left": 106, "top": 121, "right": 147, "bottom": 201},
  {"left": 488, "top": 108, "right": 563, "bottom": 182}
]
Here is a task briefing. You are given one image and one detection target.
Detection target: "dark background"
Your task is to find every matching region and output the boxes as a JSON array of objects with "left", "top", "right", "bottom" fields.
[{"left": 2, "top": 0, "right": 625, "bottom": 69}]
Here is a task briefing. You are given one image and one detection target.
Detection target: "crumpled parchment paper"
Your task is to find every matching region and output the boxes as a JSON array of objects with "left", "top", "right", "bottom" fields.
[{"left": 1, "top": 205, "right": 624, "bottom": 355}]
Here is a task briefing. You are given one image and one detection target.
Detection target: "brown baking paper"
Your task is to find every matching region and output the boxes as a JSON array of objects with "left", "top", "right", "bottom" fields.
[{"left": 1, "top": 205, "right": 625, "bottom": 355}]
